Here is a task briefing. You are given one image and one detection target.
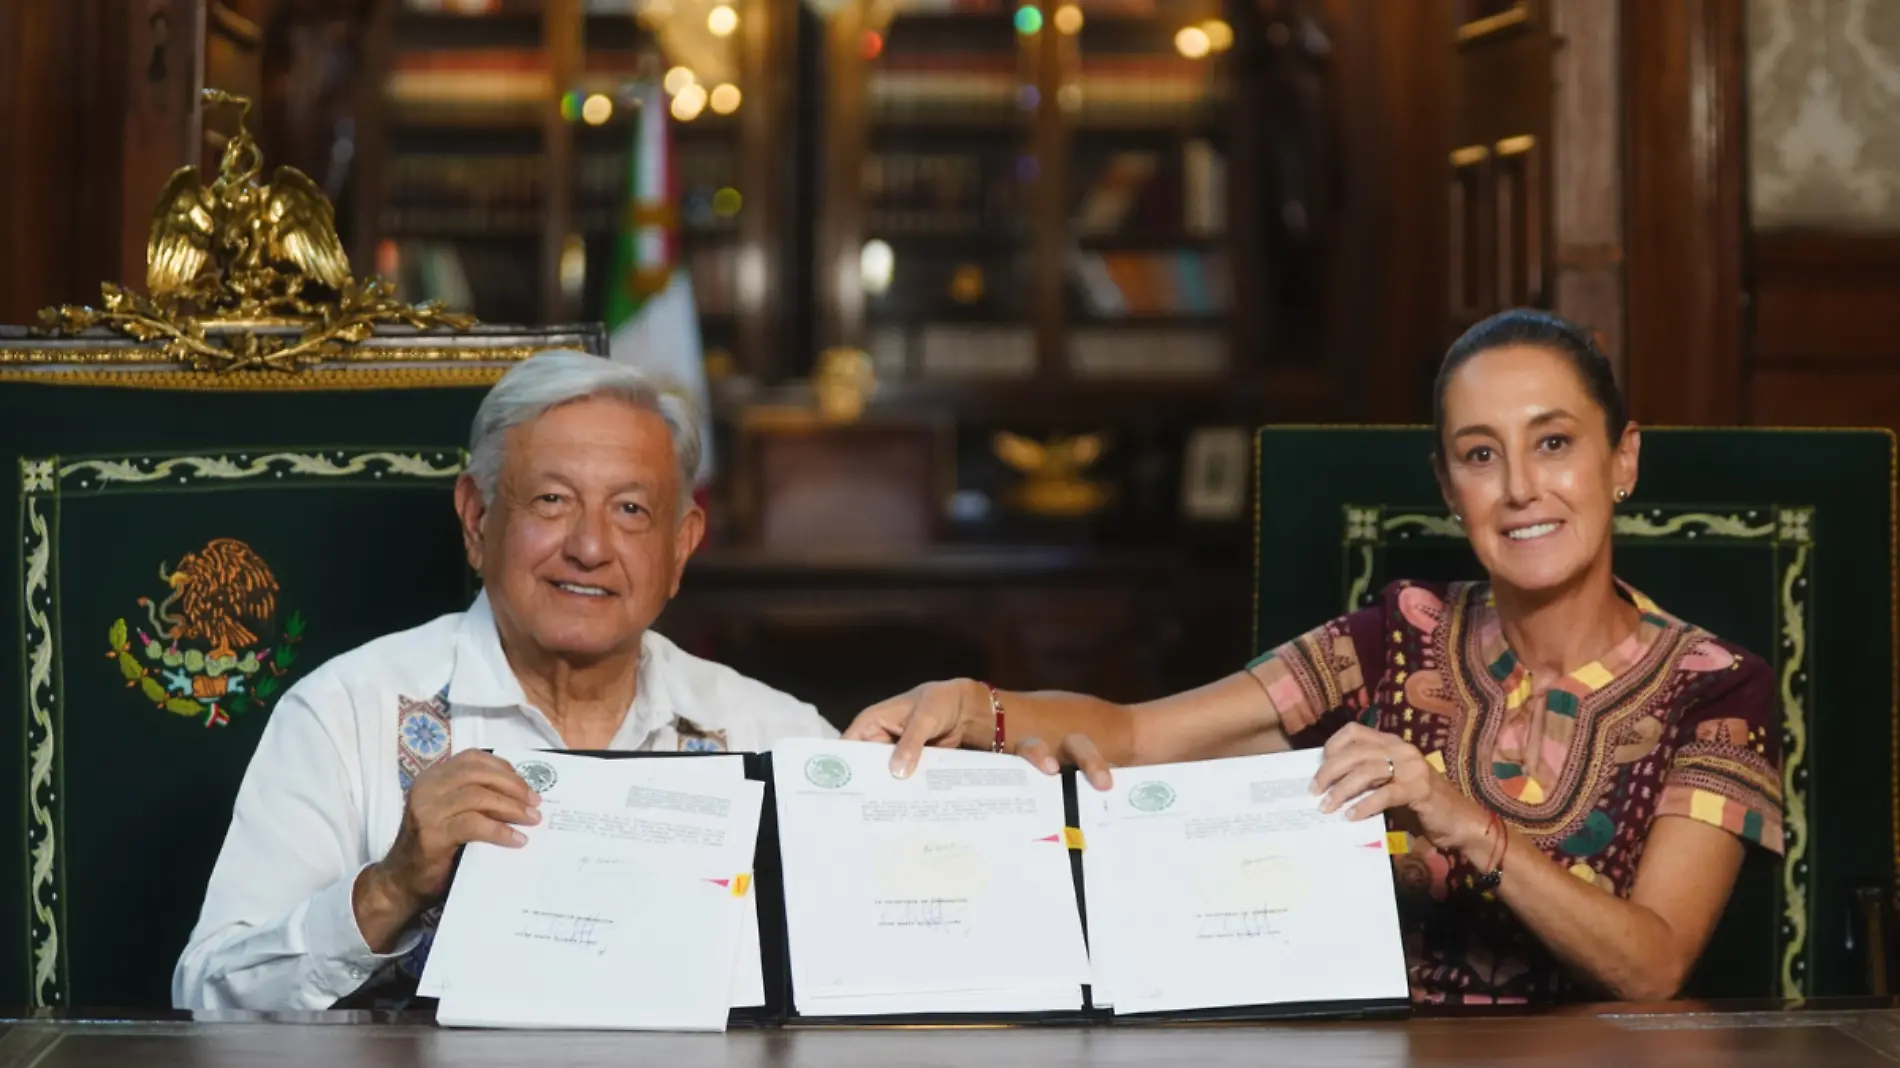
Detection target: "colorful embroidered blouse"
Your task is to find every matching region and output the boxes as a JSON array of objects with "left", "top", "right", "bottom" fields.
[{"left": 1247, "top": 579, "right": 1784, "bottom": 1004}]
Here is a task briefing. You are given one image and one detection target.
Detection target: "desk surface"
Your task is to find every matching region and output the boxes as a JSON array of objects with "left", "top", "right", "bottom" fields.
[{"left": 6, "top": 1002, "right": 1900, "bottom": 1068}]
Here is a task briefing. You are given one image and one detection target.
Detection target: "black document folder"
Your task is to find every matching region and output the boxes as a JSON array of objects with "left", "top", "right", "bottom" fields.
[{"left": 551, "top": 750, "right": 1411, "bottom": 1028}]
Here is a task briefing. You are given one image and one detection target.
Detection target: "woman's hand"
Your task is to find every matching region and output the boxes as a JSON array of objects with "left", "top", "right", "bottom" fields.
[
  {"left": 1310, "top": 723, "right": 1491, "bottom": 855},
  {"left": 845, "top": 680, "right": 1117, "bottom": 788},
  {"left": 846, "top": 679, "right": 991, "bottom": 777}
]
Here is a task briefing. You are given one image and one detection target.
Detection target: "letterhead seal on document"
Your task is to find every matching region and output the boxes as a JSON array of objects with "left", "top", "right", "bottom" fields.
[
  {"left": 1127, "top": 781, "right": 1176, "bottom": 813},
  {"left": 804, "top": 754, "right": 852, "bottom": 789},
  {"left": 514, "top": 759, "right": 559, "bottom": 796}
]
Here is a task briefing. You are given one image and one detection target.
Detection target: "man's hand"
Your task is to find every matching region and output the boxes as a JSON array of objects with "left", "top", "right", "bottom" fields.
[
  {"left": 846, "top": 679, "right": 989, "bottom": 778},
  {"left": 352, "top": 750, "right": 540, "bottom": 951}
]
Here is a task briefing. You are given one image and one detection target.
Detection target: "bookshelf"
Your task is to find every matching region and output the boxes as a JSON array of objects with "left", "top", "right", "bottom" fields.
[
  {"left": 814, "top": 0, "right": 1257, "bottom": 410},
  {"left": 356, "top": 0, "right": 784, "bottom": 373}
]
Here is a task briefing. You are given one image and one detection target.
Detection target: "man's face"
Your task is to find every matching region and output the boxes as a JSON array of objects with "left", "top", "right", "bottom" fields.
[{"left": 455, "top": 396, "right": 704, "bottom": 665}]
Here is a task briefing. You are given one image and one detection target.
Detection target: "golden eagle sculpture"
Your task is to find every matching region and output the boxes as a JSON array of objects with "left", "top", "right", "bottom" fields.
[
  {"left": 157, "top": 538, "right": 281, "bottom": 661},
  {"left": 38, "top": 89, "right": 472, "bottom": 372},
  {"left": 992, "top": 430, "right": 1114, "bottom": 516}
]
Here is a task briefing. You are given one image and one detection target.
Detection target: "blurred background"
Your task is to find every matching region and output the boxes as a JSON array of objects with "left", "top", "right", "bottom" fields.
[{"left": 2, "top": 0, "right": 1894, "bottom": 722}]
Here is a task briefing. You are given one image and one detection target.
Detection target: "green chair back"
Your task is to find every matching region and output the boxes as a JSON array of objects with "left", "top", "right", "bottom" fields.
[
  {"left": 1253, "top": 427, "right": 1895, "bottom": 999},
  {"left": 0, "top": 326, "right": 601, "bottom": 1009}
]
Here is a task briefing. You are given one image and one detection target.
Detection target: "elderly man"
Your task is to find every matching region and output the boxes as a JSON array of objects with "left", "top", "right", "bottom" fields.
[{"left": 173, "top": 351, "right": 836, "bottom": 1011}]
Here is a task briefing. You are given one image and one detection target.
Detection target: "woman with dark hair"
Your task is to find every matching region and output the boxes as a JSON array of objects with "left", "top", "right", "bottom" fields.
[{"left": 846, "top": 308, "right": 1781, "bottom": 1005}]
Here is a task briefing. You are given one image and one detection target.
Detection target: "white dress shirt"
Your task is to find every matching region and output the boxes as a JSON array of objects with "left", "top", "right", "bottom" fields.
[{"left": 171, "top": 592, "right": 837, "bottom": 1011}]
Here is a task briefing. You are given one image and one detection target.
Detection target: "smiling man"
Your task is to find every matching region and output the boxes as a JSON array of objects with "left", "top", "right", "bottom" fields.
[{"left": 173, "top": 351, "right": 836, "bottom": 1011}]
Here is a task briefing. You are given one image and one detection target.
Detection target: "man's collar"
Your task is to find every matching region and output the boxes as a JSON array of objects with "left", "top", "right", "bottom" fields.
[
  {"left": 447, "top": 590, "right": 530, "bottom": 709},
  {"left": 446, "top": 592, "right": 686, "bottom": 734}
]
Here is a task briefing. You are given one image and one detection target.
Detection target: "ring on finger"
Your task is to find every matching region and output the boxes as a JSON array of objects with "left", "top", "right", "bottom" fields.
[{"left": 1383, "top": 756, "right": 1396, "bottom": 784}]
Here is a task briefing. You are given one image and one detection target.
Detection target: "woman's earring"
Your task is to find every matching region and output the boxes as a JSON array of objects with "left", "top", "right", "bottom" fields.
[
  {"left": 1615, "top": 488, "right": 1629, "bottom": 503},
  {"left": 1452, "top": 512, "right": 1464, "bottom": 525}
]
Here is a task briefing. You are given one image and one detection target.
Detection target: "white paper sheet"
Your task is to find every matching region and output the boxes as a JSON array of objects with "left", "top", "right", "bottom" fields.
[
  {"left": 1077, "top": 749, "right": 1409, "bottom": 1015},
  {"left": 771, "top": 739, "right": 1091, "bottom": 1016},
  {"left": 419, "top": 752, "right": 765, "bottom": 1009},
  {"left": 427, "top": 749, "right": 763, "bottom": 1030}
]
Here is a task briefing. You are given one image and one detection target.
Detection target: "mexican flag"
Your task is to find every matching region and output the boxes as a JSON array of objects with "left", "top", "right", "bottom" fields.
[{"left": 606, "top": 78, "right": 714, "bottom": 486}]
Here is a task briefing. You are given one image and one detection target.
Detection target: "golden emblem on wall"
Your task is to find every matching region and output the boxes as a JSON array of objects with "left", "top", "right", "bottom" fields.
[
  {"left": 993, "top": 430, "right": 1114, "bottom": 516},
  {"left": 36, "top": 89, "right": 472, "bottom": 372}
]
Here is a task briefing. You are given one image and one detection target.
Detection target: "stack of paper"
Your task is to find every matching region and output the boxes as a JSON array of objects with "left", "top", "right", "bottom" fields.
[
  {"left": 1077, "top": 748, "right": 1410, "bottom": 1015},
  {"left": 425, "top": 750, "right": 764, "bottom": 1030},
  {"left": 771, "top": 738, "right": 1093, "bottom": 1016}
]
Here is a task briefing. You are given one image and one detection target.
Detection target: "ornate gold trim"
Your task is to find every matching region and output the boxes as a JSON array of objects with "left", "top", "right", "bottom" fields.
[
  {"left": 0, "top": 346, "right": 538, "bottom": 367},
  {"left": 0, "top": 366, "right": 515, "bottom": 392},
  {"left": 1615, "top": 511, "right": 1777, "bottom": 539},
  {"left": 18, "top": 481, "right": 58, "bottom": 1006},
  {"left": 1341, "top": 502, "right": 1814, "bottom": 997},
  {"left": 19, "top": 447, "right": 467, "bottom": 1007},
  {"left": 1252, "top": 430, "right": 1263, "bottom": 655},
  {"left": 1780, "top": 539, "right": 1812, "bottom": 997},
  {"left": 1383, "top": 513, "right": 1463, "bottom": 539},
  {"left": 60, "top": 451, "right": 465, "bottom": 490}
]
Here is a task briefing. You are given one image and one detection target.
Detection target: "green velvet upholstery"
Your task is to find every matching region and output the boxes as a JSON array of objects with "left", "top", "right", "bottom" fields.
[
  {"left": 0, "top": 326, "right": 603, "bottom": 1010},
  {"left": 1252, "top": 426, "right": 1896, "bottom": 1000}
]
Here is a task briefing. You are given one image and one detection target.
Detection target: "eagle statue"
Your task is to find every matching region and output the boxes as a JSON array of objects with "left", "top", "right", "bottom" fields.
[
  {"left": 35, "top": 87, "right": 474, "bottom": 372},
  {"left": 145, "top": 89, "right": 351, "bottom": 316},
  {"left": 154, "top": 538, "right": 282, "bottom": 661},
  {"left": 992, "top": 430, "right": 1114, "bottom": 516}
]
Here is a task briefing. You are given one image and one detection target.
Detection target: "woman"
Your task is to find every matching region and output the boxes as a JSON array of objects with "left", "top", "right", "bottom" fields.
[{"left": 845, "top": 309, "right": 1782, "bottom": 1005}]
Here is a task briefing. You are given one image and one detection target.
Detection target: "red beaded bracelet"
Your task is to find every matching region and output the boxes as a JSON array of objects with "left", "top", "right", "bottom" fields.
[{"left": 982, "top": 683, "right": 1005, "bottom": 752}]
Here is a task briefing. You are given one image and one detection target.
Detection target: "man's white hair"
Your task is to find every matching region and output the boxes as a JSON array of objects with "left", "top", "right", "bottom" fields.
[{"left": 466, "top": 349, "right": 703, "bottom": 513}]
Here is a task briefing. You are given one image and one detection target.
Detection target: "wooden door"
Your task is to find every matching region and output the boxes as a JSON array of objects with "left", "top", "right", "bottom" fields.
[{"left": 1446, "top": 1, "right": 1552, "bottom": 337}]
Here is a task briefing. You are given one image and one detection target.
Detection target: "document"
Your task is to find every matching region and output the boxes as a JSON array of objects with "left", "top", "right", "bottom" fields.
[
  {"left": 771, "top": 738, "right": 1092, "bottom": 1016},
  {"left": 426, "top": 749, "right": 764, "bottom": 1030},
  {"left": 420, "top": 752, "right": 765, "bottom": 1009},
  {"left": 1077, "top": 749, "right": 1409, "bottom": 1015}
]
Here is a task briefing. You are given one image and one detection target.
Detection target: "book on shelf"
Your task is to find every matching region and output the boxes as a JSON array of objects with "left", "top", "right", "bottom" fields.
[
  {"left": 1071, "top": 250, "right": 1230, "bottom": 317},
  {"left": 918, "top": 324, "right": 1038, "bottom": 380},
  {"left": 870, "top": 54, "right": 1023, "bottom": 121},
  {"left": 387, "top": 49, "right": 549, "bottom": 103},
  {"left": 1069, "top": 328, "right": 1227, "bottom": 379},
  {"left": 1075, "top": 152, "right": 1158, "bottom": 234}
]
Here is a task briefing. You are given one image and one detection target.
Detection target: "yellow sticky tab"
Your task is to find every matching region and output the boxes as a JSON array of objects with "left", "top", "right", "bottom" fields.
[
  {"left": 731, "top": 873, "right": 752, "bottom": 898},
  {"left": 1063, "top": 826, "right": 1086, "bottom": 851},
  {"left": 1386, "top": 830, "right": 1411, "bottom": 855}
]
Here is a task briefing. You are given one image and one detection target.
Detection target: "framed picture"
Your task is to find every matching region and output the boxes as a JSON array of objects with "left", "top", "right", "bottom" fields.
[{"left": 1181, "top": 427, "right": 1251, "bottom": 521}]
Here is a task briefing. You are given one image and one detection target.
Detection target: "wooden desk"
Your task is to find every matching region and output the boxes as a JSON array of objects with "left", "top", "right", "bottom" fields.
[{"left": 7, "top": 1002, "right": 1900, "bottom": 1067}]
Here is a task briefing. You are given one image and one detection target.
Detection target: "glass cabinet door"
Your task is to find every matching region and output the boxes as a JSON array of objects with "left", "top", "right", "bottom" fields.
[
  {"left": 814, "top": 0, "right": 1250, "bottom": 396},
  {"left": 1059, "top": 0, "right": 1234, "bottom": 383},
  {"left": 817, "top": 1, "right": 1043, "bottom": 388}
]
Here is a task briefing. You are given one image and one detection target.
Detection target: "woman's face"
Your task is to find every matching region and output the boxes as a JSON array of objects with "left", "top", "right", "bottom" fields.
[{"left": 1437, "top": 344, "right": 1638, "bottom": 598}]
